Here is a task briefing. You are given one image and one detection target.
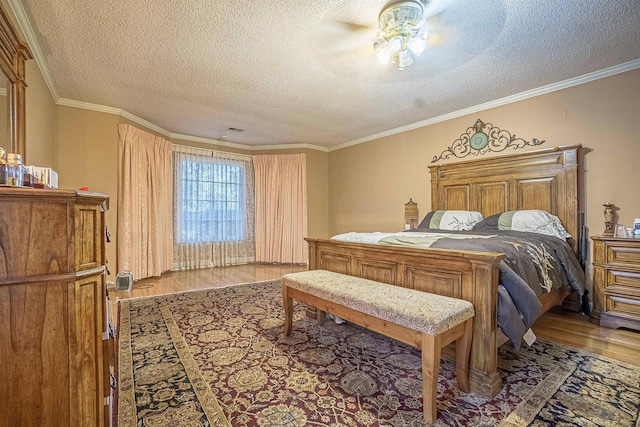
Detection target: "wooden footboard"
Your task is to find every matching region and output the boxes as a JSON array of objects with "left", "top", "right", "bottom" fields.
[{"left": 306, "top": 237, "right": 505, "bottom": 397}]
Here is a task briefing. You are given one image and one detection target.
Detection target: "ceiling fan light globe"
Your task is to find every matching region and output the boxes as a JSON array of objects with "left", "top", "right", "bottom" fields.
[
  {"left": 389, "top": 36, "right": 403, "bottom": 53},
  {"left": 408, "top": 37, "right": 427, "bottom": 56},
  {"left": 399, "top": 50, "right": 413, "bottom": 68},
  {"left": 376, "top": 47, "right": 392, "bottom": 64}
]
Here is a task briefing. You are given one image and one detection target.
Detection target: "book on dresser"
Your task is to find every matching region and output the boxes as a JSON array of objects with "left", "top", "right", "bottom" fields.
[
  {"left": 0, "top": 187, "right": 113, "bottom": 426},
  {"left": 590, "top": 235, "right": 640, "bottom": 331}
]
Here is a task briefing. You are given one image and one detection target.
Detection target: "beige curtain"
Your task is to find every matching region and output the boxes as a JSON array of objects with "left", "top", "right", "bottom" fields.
[
  {"left": 173, "top": 145, "right": 255, "bottom": 270},
  {"left": 253, "top": 154, "right": 308, "bottom": 264},
  {"left": 117, "top": 124, "right": 173, "bottom": 280}
]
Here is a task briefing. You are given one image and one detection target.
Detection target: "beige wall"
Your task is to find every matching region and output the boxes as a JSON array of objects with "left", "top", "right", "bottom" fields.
[
  {"left": 55, "top": 106, "right": 119, "bottom": 193},
  {"left": 25, "top": 61, "right": 56, "bottom": 167},
  {"left": 328, "top": 68, "right": 640, "bottom": 293},
  {"left": 54, "top": 106, "right": 119, "bottom": 272}
]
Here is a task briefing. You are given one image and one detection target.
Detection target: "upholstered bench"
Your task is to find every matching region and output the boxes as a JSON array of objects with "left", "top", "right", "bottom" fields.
[{"left": 281, "top": 269, "right": 475, "bottom": 424}]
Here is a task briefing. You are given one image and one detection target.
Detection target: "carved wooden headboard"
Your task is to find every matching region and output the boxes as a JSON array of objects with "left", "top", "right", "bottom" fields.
[{"left": 428, "top": 144, "right": 583, "bottom": 253}]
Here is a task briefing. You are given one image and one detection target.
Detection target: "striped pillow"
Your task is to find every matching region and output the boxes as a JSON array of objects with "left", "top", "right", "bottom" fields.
[
  {"left": 418, "top": 210, "right": 484, "bottom": 231},
  {"left": 498, "top": 210, "right": 571, "bottom": 239}
]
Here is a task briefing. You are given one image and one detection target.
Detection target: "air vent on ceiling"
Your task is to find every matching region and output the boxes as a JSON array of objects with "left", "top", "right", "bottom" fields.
[{"left": 227, "top": 127, "right": 244, "bottom": 132}]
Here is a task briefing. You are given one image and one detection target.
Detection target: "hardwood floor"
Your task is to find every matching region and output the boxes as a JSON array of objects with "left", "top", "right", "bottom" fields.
[
  {"left": 532, "top": 308, "right": 640, "bottom": 366},
  {"left": 111, "top": 263, "right": 307, "bottom": 299},
  {"left": 111, "top": 264, "right": 639, "bottom": 367}
]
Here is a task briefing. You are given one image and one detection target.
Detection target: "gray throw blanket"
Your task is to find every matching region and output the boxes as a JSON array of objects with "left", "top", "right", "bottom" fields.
[{"left": 379, "top": 229, "right": 586, "bottom": 348}]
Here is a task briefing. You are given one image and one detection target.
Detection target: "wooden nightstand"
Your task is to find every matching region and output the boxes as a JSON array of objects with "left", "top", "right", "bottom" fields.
[{"left": 590, "top": 235, "right": 640, "bottom": 330}]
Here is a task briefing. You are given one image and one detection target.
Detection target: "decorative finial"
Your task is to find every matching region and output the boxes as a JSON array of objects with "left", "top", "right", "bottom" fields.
[
  {"left": 404, "top": 198, "right": 419, "bottom": 230},
  {"left": 603, "top": 202, "right": 614, "bottom": 236}
]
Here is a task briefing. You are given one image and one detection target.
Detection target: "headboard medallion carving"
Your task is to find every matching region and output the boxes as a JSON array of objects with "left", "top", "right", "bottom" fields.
[{"left": 431, "top": 119, "right": 545, "bottom": 163}]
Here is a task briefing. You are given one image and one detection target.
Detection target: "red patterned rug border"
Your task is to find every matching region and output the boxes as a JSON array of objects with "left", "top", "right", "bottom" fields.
[{"left": 160, "top": 305, "right": 231, "bottom": 426}]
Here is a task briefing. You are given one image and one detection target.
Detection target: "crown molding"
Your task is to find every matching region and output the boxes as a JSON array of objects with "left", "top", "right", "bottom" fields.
[
  {"left": 57, "top": 98, "right": 121, "bottom": 115},
  {"left": 119, "top": 110, "right": 172, "bottom": 137},
  {"left": 57, "top": 98, "right": 171, "bottom": 137},
  {"left": 247, "top": 143, "right": 329, "bottom": 152},
  {"left": 170, "top": 133, "right": 329, "bottom": 152},
  {"left": 329, "top": 58, "right": 640, "bottom": 152}
]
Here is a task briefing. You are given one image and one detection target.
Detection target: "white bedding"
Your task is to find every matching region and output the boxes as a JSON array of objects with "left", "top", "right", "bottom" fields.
[
  {"left": 331, "top": 231, "right": 495, "bottom": 247},
  {"left": 331, "top": 231, "right": 453, "bottom": 244}
]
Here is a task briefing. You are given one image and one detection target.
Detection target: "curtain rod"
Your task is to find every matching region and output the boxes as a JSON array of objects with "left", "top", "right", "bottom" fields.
[{"left": 171, "top": 142, "right": 253, "bottom": 160}]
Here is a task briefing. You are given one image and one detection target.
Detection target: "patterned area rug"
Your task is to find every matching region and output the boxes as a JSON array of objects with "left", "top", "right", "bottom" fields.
[{"left": 117, "top": 280, "right": 640, "bottom": 427}]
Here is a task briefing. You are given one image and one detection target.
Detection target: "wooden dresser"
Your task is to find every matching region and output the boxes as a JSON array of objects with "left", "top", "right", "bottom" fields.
[
  {"left": 590, "top": 235, "right": 640, "bottom": 331},
  {"left": 0, "top": 187, "right": 112, "bottom": 426}
]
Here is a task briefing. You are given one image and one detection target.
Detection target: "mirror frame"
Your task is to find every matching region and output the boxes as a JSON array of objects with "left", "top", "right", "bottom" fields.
[{"left": 0, "top": 3, "right": 32, "bottom": 162}]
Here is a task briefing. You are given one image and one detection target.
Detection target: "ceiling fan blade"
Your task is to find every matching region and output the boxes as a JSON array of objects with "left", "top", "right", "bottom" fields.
[
  {"left": 311, "top": 13, "right": 376, "bottom": 61},
  {"left": 331, "top": 19, "right": 375, "bottom": 33}
]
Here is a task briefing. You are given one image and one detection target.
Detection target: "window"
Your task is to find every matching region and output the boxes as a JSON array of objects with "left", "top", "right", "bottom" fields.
[
  {"left": 177, "top": 159, "right": 246, "bottom": 243},
  {"left": 172, "top": 146, "right": 255, "bottom": 269}
]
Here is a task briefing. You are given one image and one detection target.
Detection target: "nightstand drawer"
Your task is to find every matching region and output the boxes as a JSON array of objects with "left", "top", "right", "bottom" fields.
[
  {"left": 605, "top": 242, "right": 640, "bottom": 267},
  {"left": 606, "top": 270, "right": 640, "bottom": 290},
  {"left": 604, "top": 291, "right": 640, "bottom": 317}
]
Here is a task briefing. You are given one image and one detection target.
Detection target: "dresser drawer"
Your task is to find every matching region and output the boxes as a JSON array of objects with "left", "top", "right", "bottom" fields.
[
  {"left": 604, "top": 290, "right": 640, "bottom": 317},
  {"left": 604, "top": 241, "right": 640, "bottom": 267},
  {"left": 606, "top": 269, "right": 640, "bottom": 290}
]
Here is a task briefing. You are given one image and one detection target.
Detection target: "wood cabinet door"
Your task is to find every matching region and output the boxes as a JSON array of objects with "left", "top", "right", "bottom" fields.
[
  {"left": 0, "top": 279, "right": 73, "bottom": 426},
  {"left": 74, "top": 204, "right": 103, "bottom": 272},
  {"left": 70, "top": 273, "right": 105, "bottom": 427}
]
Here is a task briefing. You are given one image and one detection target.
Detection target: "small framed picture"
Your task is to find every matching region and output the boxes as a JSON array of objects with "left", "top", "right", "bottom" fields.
[{"left": 614, "top": 224, "right": 628, "bottom": 238}]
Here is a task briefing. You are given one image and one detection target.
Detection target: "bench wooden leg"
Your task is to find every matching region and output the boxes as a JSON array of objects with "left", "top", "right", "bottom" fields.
[
  {"left": 421, "top": 332, "right": 441, "bottom": 424},
  {"left": 283, "top": 285, "right": 293, "bottom": 336},
  {"left": 455, "top": 318, "right": 473, "bottom": 393}
]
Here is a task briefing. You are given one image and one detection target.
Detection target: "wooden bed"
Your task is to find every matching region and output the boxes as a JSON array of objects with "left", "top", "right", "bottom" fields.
[{"left": 306, "top": 144, "right": 583, "bottom": 398}]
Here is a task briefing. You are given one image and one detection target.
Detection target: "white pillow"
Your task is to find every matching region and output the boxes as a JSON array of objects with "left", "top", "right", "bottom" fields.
[
  {"left": 498, "top": 210, "right": 571, "bottom": 239},
  {"left": 425, "top": 210, "right": 484, "bottom": 231}
]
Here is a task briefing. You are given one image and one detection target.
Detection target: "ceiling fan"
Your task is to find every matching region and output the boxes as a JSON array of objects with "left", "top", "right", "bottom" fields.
[
  {"left": 315, "top": 0, "right": 444, "bottom": 71},
  {"left": 373, "top": 0, "right": 431, "bottom": 69}
]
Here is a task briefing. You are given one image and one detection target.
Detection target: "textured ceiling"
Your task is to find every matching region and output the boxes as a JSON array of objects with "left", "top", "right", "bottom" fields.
[{"left": 17, "top": 0, "right": 640, "bottom": 148}]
